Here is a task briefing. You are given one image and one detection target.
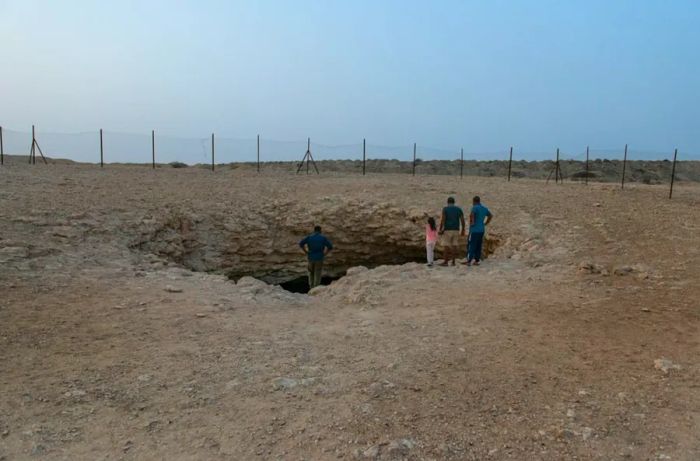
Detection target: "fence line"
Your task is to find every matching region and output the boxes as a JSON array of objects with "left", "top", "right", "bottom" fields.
[{"left": 0, "top": 126, "right": 695, "bottom": 199}]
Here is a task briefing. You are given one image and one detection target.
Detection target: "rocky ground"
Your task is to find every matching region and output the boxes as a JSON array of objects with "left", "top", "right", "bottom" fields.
[
  {"left": 0, "top": 162, "right": 698, "bottom": 460},
  {"left": 242, "top": 159, "right": 700, "bottom": 185},
  {"left": 5, "top": 154, "right": 700, "bottom": 184}
]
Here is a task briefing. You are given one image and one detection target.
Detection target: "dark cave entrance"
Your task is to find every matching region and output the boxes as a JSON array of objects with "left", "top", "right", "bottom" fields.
[{"left": 278, "top": 273, "right": 345, "bottom": 294}]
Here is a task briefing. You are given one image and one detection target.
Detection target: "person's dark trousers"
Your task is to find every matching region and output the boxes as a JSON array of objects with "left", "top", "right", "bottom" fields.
[
  {"left": 308, "top": 260, "right": 323, "bottom": 288},
  {"left": 467, "top": 232, "right": 484, "bottom": 262}
]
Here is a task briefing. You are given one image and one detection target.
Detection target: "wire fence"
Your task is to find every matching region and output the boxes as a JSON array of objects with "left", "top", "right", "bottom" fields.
[{"left": 0, "top": 126, "right": 697, "bottom": 198}]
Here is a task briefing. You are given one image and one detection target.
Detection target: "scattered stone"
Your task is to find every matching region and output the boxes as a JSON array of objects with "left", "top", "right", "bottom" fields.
[
  {"left": 566, "top": 409, "right": 576, "bottom": 418},
  {"left": 164, "top": 285, "right": 183, "bottom": 293},
  {"left": 612, "top": 265, "right": 634, "bottom": 276},
  {"left": 386, "top": 438, "right": 415, "bottom": 457},
  {"left": 308, "top": 285, "right": 328, "bottom": 296},
  {"left": 195, "top": 313, "right": 207, "bottom": 318},
  {"left": 137, "top": 374, "right": 152, "bottom": 382},
  {"left": 654, "top": 358, "right": 681, "bottom": 374},
  {"left": 64, "top": 389, "right": 86, "bottom": 398},
  {"left": 558, "top": 429, "right": 576, "bottom": 439},
  {"left": 578, "top": 261, "right": 606, "bottom": 274},
  {"left": 641, "top": 307, "right": 651, "bottom": 312},
  {"left": 581, "top": 427, "right": 594, "bottom": 441},
  {"left": 346, "top": 266, "right": 369, "bottom": 276},
  {"left": 357, "top": 444, "right": 380, "bottom": 459}
]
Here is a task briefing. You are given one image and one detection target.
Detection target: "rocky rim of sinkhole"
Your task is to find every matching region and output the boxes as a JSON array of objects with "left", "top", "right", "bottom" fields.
[{"left": 130, "top": 198, "right": 503, "bottom": 293}]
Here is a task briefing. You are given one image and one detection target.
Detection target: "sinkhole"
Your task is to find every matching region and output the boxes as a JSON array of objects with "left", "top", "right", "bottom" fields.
[{"left": 132, "top": 209, "right": 503, "bottom": 295}]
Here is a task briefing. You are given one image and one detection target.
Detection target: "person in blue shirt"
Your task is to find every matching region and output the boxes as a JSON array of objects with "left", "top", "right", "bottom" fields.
[
  {"left": 466, "top": 196, "right": 493, "bottom": 266},
  {"left": 299, "top": 225, "right": 333, "bottom": 288}
]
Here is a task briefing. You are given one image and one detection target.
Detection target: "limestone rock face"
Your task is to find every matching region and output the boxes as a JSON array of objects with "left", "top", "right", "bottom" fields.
[
  {"left": 131, "top": 197, "right": 500, "bottom": 284},
  {"left": 132, "top": 198, "right": 425, "bottom": 283}
]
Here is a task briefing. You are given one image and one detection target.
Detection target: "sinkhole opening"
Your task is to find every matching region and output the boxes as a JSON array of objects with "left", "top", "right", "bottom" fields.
[{"left": 278, "top": 273, "right": 345, "bottom": 294}]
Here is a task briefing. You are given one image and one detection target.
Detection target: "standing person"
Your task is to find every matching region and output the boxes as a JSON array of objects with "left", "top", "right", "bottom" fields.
[
  {"left": 425, "top": 217, "right": 438, "bottom": 267},
  {"left": 299, "top": 225, "right": 333, "bottom": 288},
  {"left": 438, "top": 197, "right": 465, "bottom": 266},
  {"left": 466, "top": 196, "right": 493, "bottom": 266}
]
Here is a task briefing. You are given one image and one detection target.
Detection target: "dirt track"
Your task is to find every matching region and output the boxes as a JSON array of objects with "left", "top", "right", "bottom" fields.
[{"left": 1, "top": 163, "right": 698, "bottom": 460}]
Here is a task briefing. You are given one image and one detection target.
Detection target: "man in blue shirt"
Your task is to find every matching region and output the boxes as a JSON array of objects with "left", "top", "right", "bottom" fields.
[
  {"left": 299, "top": 225, "right": 333, "bottom": 288},
  {"left": 467, "top": 196, "right": 493, "bottom": 266}
]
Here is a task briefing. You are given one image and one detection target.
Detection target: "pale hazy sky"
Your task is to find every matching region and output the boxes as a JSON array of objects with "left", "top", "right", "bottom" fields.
[{"left": 2, "top": 0, "right": 699, "bottom": 156}]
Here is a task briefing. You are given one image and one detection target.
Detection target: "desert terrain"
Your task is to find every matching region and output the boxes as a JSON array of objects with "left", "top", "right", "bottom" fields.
[{"left": 0, "top": 160, "right": 698, "bottom": 460}]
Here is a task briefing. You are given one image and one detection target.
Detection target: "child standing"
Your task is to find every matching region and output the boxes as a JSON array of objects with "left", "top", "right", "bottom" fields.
[{"left": 426, "top": 217, "right": 438, "bottom": 267}]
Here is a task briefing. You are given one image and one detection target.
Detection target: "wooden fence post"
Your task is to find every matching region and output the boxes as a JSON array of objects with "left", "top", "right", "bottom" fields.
[
  {"left": 460, "top": 147, "right": 464, "bottom": 179},
  {"left": 257, "top": 134, "right": 260, "bottom": 173},
  {"left": 211, "top": 133, "right": 215, "bottom": 171},
  {"left": 100, "top": 129, "right": 104, "bottom": 168},
  {"left": 669, "top": 148, "right": 678, "bottom": 199},
  {"left": 0, "top": 126, "right": 3, "bottom": 165},
  {"left": 585, "top": 145, "right": 589, "bottom": 185}
]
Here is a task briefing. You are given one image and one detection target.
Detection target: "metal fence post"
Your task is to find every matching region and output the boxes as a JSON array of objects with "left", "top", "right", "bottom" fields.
[
  {"left": 363, "top": 138, "right": 366, "bottom": 175},
  {"left": 507, "top": 146, "right": 513, "bottom": 181},
  {"left": 151, "top": 130, "right": 156, "bottom": 169},
  {"left": 621, "top": 144, "right": 628, "bottom": 189},
  {"left": 0, "top": 126, "right": 4, "bottom": 165},
  {"left": 460, "top": 147, "right": 464, "bottom": 179},
  {"left": 211, "top": 133, "right": 215, "bottom": 171},
  {"left": 100, "top": 129, "right": 104, "bottom": 168},
  {"left": 669, "top": 148, "right": 678, "bottom": 199},
  {"left": 585, "top": 145, "right": 589, "bottom": 185},
  {"left": 257, "top": 134, "right": 260, "bottom": 172},
  {"left": 412, "top": 142, "right": 416, "bottom": 176}
]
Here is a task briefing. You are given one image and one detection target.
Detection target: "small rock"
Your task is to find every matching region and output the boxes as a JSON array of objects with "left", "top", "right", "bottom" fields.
[
  {"left": 137, "top": 374, "right": 152, "bottom": 382},
  {"left": 164, "top": 285, "right": 183, "bottom": 293},
  {"left": 360, "top": 444, "right": 380, "bottom": 459},
  {"left": 566, "top": 409, "right": 576, "bottom": 418},
  {"left": 581, "top": 427, "right": 593, "bottom": 441},
  {"left": 387, "top": 438, "right": 415, "bottom": 457},
  {"left": 654, "top": 358, "right": 681, "bottom": 374},
  {"left": 308, "top": 285, "right": 328, "bottom": 296},
  {"left": 613, "top": 265, "right": 634, "bottom": 276},
  {"left": 558, "top": 429, "right": 576, "bottom": 439},
  {"left": 195, "top": 313, "right": 207, "bottom": 318},
  {"left": 271, "top": 377, "right": 298, "bottom": 391},
  {"left": 346, "top": 266, "right": 369, "bottom": 276}
]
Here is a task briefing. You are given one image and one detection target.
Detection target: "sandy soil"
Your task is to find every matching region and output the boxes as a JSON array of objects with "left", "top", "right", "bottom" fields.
[{"left": 0, "top": 163, "right": 698, "bottom": 460}]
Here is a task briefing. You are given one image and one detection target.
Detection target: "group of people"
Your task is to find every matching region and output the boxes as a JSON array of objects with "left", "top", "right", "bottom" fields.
[
  {"left": 426, "top": 195, "right": 493, "bottom": 267},
  {"left": 298, "top": 196, "right": 493, "bottom": 289}
]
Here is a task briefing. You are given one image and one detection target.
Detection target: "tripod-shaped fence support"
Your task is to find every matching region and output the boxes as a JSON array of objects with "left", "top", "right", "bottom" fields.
[
  {"left": 28, "top": 125, "right": 48, "bottom": 165},
  {"left": 296, "top": 137, "right": 319, "bottom": 174},
  {"left": 545, "top": 148, "right": 564, "bottom": 184}
]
